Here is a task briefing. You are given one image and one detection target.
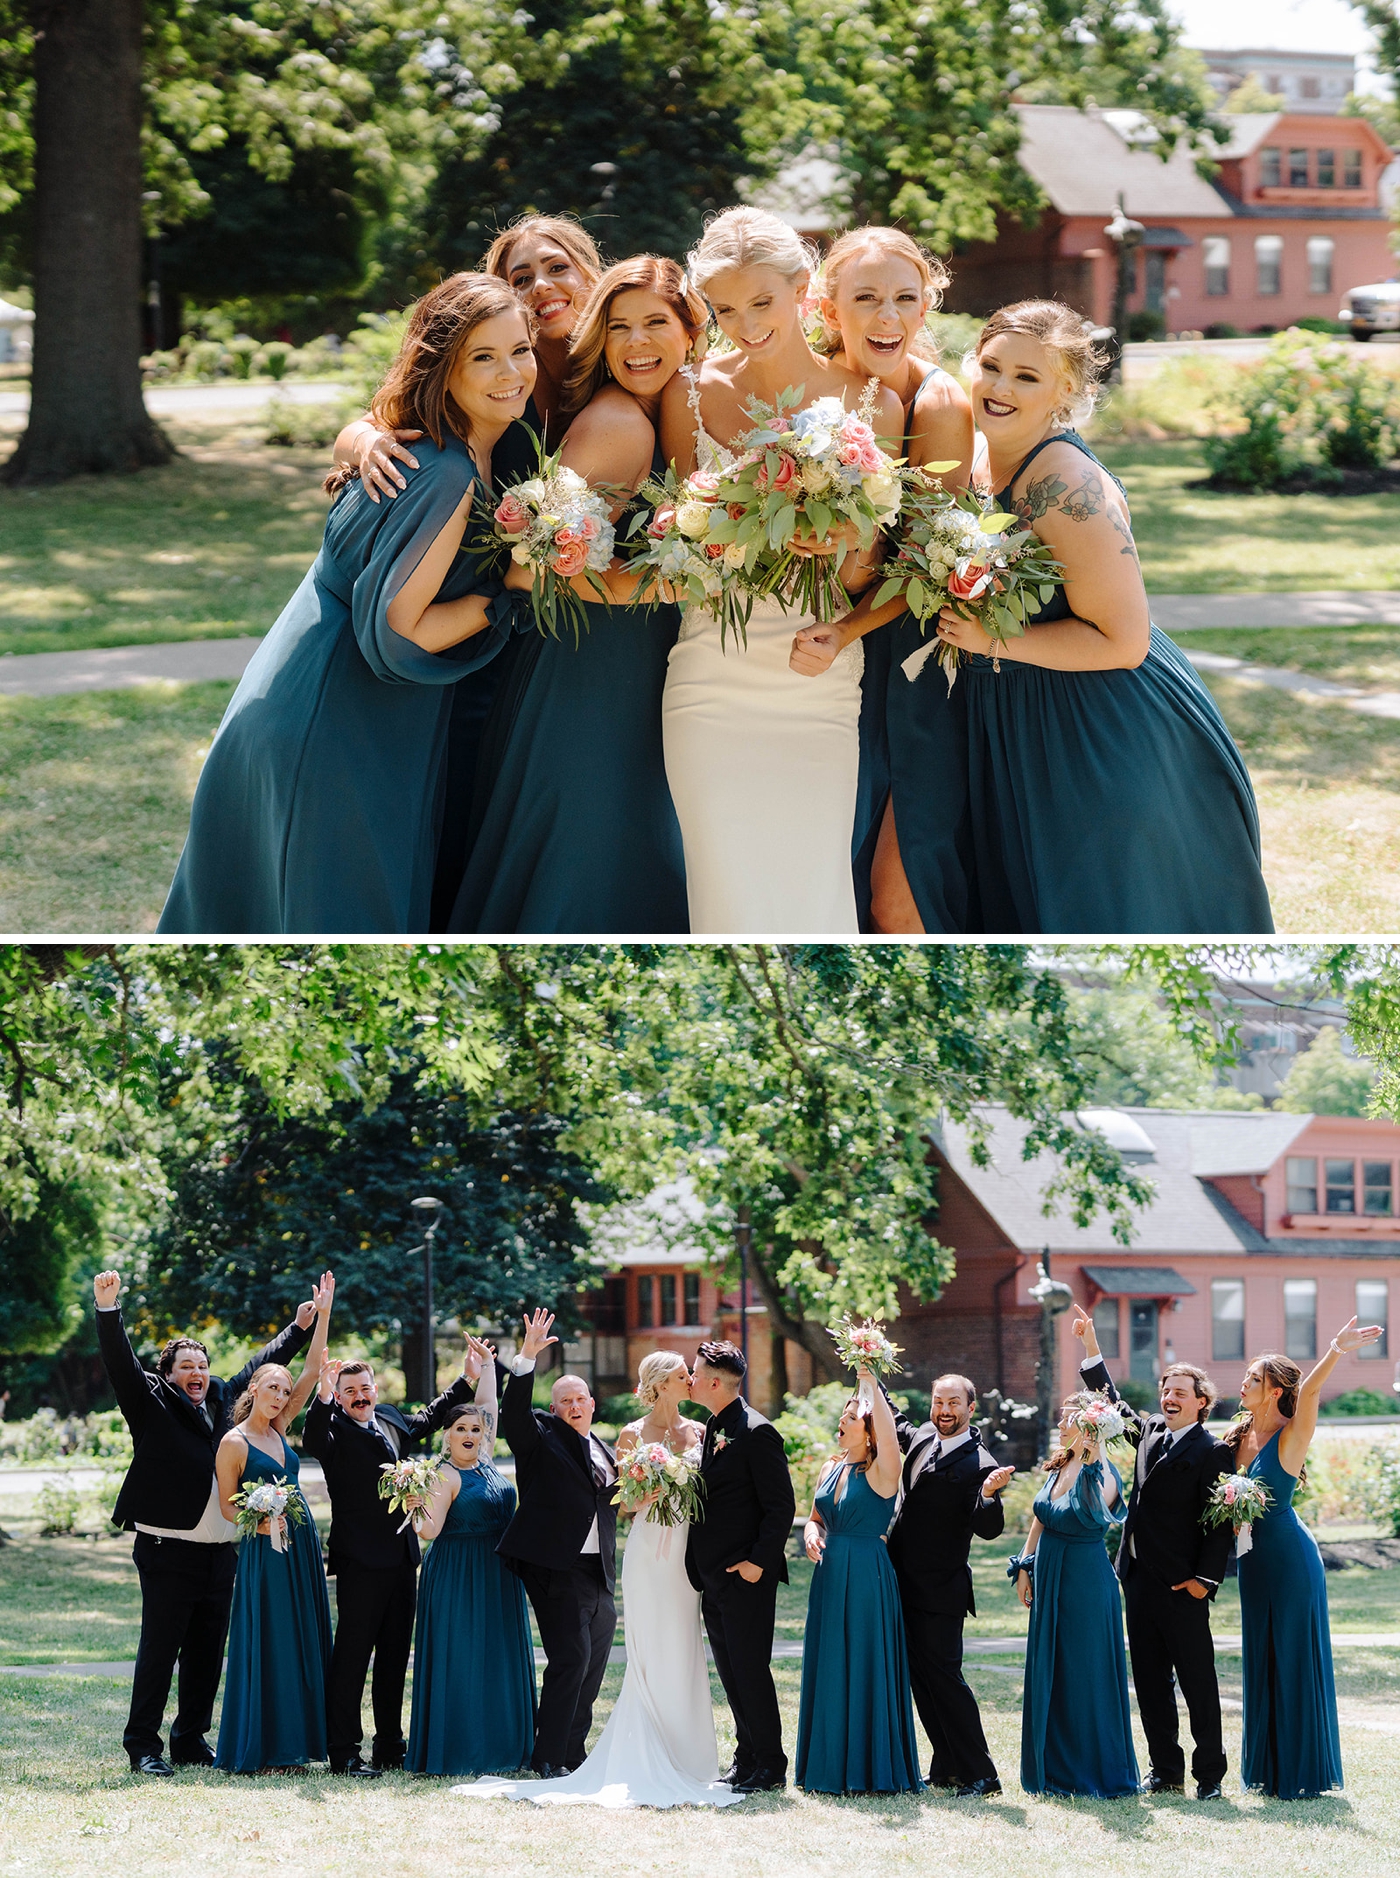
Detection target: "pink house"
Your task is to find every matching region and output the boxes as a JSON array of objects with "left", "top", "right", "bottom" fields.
[
  {"left": 897, "top": 1106, "right": 1399, "bottom": 1411},
  {"left": 943, "top": 103, "right": 1397, "bottom": 337}
]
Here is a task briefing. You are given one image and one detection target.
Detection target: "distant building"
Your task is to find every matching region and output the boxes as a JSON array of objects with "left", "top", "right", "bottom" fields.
[
  {"left": 1200, "top": 48, "right": 1356, "bottom": 114},
  {"left": 903, "top": 1106, "right": 1400, "bottom": 1410},
  {"left": 942, "top": 103, "right": 1396, "bottom": 336}
]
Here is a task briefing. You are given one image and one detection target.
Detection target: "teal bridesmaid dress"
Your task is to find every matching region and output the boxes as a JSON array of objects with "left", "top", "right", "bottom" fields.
[
  {"left": 1020, "top": 1458, "right": 1139, "bottom": 1797},
  {"left": 405, "top": 1461, "right": 536, "bottom": 1776},
  {"left": 160, "top": 429, "right": 522, "bottom": 935},
  {"left": 881, "top": 431, "right": 1274, "bottom": 935},
  {"left": 1238, "top": 1430, "right": 1343, "bottom": 1798},
  {"left": 449, "top": 440, "right": 688, "bottom": 933},
  {"left": 215, "top": 1436, "right": 332, "bottom": 1773},
  {"left": 794, "top": 1463, "right": 924, "bottom": 1794}
]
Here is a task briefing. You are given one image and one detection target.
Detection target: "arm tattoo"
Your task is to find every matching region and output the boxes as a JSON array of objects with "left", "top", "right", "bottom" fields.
[
  {"left": 1060, "top": 471, "right": 1104, "bottom": 523},
  {"left": 1015, "top": 474, "right": 1066, "bottom": 524},
  {"left": 1108, "top": 506, "right": 1139, "bottom": 560}
]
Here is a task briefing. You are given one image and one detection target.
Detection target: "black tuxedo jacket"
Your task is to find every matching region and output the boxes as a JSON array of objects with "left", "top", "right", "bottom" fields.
[
  {"left": 98, "top": 1306, "right": 310, "bottom": 1532},
  {"left": 301, "top": 1377, "right": 474, "bottom": 1572},
  {"left": 1080, "top": 1354, "right": 1234, "bottom": 1594},
  {"left": 685, "top": 1395, "right": 794, "bottom": 1590},
  {"left": 884, "top": 1416, "right": 1005, "bottom": 1617},
  {"left": 496, "top": 1367, "right": 619, "bottom": 1590}
]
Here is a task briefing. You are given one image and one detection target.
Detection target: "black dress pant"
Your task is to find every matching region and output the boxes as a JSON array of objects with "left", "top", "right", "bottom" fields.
[
  {"left": 519, "top": 1557, "right": 616, "bottom": 1770},
  {"left": 900, "top": 1601, "right": 997, "bottom": 1787},
  {"left": 125, "top": 1534, "right": 236, "bottom": 1763},
  {"left": 699, "top": 1568, "right": 784, "bottom": 1775},
  {"left": 1124, "top": 1566, "right": 1226, "bottom": 1787},
  {"left": 326, "top": 1560, "right": 419, "bottom": 1765}
]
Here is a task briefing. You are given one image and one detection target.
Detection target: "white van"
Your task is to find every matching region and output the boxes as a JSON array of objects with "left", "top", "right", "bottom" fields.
[{"left": 1338, "top": 280, "right": 1400, "bottom": 340}]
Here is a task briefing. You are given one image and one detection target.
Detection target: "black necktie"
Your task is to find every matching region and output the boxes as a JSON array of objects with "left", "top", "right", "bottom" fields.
[
  {"left": 1147, "top": 1431, "right": 1173, "bottom": 1474},
  {"left": 584, "top": 1435, "right": 606, "bottom": 1490}
]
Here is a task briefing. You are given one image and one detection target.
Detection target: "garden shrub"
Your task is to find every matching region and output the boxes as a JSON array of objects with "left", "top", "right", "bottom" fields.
[
  {"left": 1321, "top": 1388, "right": 1398, "bottom": 1417},
  {"left": 1368, "top": 1442, "right": 1400, "bottom": 1536},
  {"left": 1127, "top": 310, "right": 1166, "bottom": 343},
  {"left": 1203, "top": 327, "right": 1400, "bottom": 488},
  {"left": 35, "top": 1480, "right": 79, "bottom": 1536}
]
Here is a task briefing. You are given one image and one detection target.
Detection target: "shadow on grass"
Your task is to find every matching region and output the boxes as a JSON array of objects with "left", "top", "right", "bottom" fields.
[{"left": 1200, "top": 675, "right": 1400, "bottom": 796}]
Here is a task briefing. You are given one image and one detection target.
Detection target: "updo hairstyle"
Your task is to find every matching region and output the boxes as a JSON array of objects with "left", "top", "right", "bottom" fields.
[
  {"left": 231, "top": 1363, "right": 293, "bottom": 1427},
  {"left": 972, "top": 300, "right": 1109, "bottom": 428},
  {"left": 814, "top": 226, "right": 950, "bottom": 359},
  {"left": 483, "top": 214, "right": 605, "bottom": 291},
  {"left": 685, "top": 207, "right": 819, "bottom": 298},
  {"left": 636, "top": 1350, "right": 689, "bottom": 1408}
]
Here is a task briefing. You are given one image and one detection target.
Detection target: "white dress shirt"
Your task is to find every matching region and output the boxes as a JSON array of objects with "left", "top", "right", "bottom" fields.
[{"left": 908, "top": 1422, "right": 973, "bottom": 1488}]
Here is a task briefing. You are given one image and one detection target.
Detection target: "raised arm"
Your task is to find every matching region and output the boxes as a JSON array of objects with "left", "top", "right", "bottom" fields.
[
  {"left": 280, "top": 1272, "right": 334, "bottom": 1429},
  {"left": 224, "top": 1282, "right": 318, "bottom": 1399},
  {"left": 1279, "top": 1316, "right": 1385, "bottom": 1475},
  {"left": 863, "top": 1369, "right": 902, "bottom": 1498},
  {"left": 500, "top": 1309, "right": 558, "bottom": 1463},
  {"left": 467, "top": 1337, "right": 499, "bottom": 1461},
  {"left": 1070, "top": 1305, "right": 1144, "bottom": 1450},
  {"left": 92, "top": 1272, "right": 157, "bottom": 1433}
]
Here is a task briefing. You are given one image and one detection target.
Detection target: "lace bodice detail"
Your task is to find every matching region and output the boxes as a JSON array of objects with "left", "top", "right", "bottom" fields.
[{"left": 683, "top": 365, "right": 741, "bottom": 478}]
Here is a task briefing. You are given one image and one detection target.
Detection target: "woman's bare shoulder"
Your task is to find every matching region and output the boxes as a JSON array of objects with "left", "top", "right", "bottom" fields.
[
  {"left": 568, "top": 385, "right": 655, "bottom": 448},
  {"left": 913, "top": 368, "right": 971, "bottom": 416}
]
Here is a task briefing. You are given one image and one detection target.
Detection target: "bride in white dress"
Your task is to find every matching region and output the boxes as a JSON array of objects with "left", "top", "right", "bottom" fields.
[
  {"left": 657, "top": 207, "right": 906, "bottom": 936},
  {"left": 453, "top": 1352, "right": 743, "bottom": 1811}
]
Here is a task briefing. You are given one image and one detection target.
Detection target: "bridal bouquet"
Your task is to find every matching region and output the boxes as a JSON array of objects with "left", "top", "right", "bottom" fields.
[
  {"left": 377, "top": 1456, "right": 443, "bottom": 1534},
  {"left": 622, "top": 463, "right": 758, "bottom": 648},
  {"left": 613, "top": 1442, "right": 705, "bottom": 1529},
  {"left": 230, "top": 1477, "right": 305, "bottom": 1554},
  {"left": 1067, "top": 1391, "right": 1130, "bottom": 1447},
  {"left": 870, "top": 478, "right": 1065, "bottom": 687},
  {"left": 478, "top": 434, "right": 618, "bottom": 642},
  {"left": 705, "top": 385, "right": 905, "bottom": 623},
  {"left": 827, "top": 1315, "right": 904, "bottom": 1380},
  {"left": 1202, "top": 1471, "right": 1273, "bottom": 1557}
]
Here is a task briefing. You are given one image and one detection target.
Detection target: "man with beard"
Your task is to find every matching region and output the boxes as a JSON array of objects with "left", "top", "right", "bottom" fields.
[{"left": 885, "top": 1374, "right": 1015, "bottom": 1797}]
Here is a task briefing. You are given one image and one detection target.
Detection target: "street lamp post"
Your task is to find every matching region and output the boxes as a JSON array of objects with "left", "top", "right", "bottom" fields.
[
  {"left": 410, "top": 1195, "right": 444, "bottom": 1401},
  {"left": 735, "top": 1205, "right": 752, "bottom": 1370},
  {"left": 1104, "top": 193, "right": 1146, "bottom": 384},
  {"left": 1028, "top": 1248, "right": 1075, "bottom": 1459}
]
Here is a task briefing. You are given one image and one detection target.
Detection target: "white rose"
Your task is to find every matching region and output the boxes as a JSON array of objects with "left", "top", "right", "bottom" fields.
[
  {"left": 675, "top": 500, "right": 712, "bottom": 539},
  {"left": 510, "top": 543, "right": 533, "bottom": 564},
  {"left": 864, "top": 473, "right": 900, "bottom": 518},
  {"left": 554, "top": 466, "right": 587, "bottom": 492},
  {"left": 723, "top": 541, "right": 747, "bottom": 570},
  {"left": 515, "top": 479, "right": 545, "bottom": 507},
  {"left": 802, "top": 460, "right": 833, "bottom": 495}
]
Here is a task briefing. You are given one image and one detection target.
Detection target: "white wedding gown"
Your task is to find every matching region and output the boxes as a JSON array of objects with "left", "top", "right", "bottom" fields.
[
  {"left": 453, "top": 1499, "right": 743, "bottom": 1810},
  {"left": 660, "top": 369, "right": 863, "bottom": 936}
]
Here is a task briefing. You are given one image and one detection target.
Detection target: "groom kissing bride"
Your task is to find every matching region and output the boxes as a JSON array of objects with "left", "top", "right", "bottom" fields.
[{"left": 457, "top": 1326, "right": 795, "bottom": 1810}]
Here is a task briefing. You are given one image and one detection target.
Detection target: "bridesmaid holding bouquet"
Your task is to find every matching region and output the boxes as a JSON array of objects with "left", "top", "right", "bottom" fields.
[{"left": 1227, "top": 1319, "right": 1382, "bottom": 1798}]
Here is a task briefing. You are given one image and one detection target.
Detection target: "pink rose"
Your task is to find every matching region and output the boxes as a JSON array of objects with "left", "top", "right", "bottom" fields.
[
  {"left": 947, "top": 563, "right": 992, "bottom": 602},
  {"left": 705, "top": 541, "right": 726, "bottom": 559},
  {"left": 755, "top": 452, "right": 798, "bottom": 494},
  {"left": 550, "top": 527, "right": 590, "bottom": 578},
  {"left": 727, "top": 502, "right": 747, "bottom": 521},
  {"left": 688, "top": 470, "right": 721, "bottom": 501},
  {"left": 494, "top": 491, "right": 530, "bottom": 535},
  {"left": 576, "top": 513, "right": 602, "bottom": 543},
  {"left": 648, "top": 503, "right": 677, "bottom": 539}
]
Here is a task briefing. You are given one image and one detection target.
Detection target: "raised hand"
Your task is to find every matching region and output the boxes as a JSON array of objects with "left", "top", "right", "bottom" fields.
[
  {"left": 314, "top": 1270, "right": 336, "bottom": 1314},
  {"left": 1069, "top": 1305, "right": 1097, "bottom": 1351},
  {"left": 519, "top": 1308, "right": 558, "bottom": 1364},
  {"left": 93, "top": 1270, "right": 122, "bottom": 1310},
  {"left": 1331, "top": 1316, "right": 1385, "bottom": 1355},
  {"left": 318, "top": 1352, "right": 342, "bottom": 1402},
  {"left": 463, "top": 1335, "right": 496, "bottom": 1383},
  {"left": 981, "top": 1465, "right": 1016, "bottom": 1499}
]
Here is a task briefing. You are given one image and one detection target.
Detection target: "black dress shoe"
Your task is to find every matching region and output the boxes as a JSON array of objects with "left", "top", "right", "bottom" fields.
[
  {"left": 533, "top": 1763, "right": 569, "bottom": 1780},
  {"left": 955, "top": 1776, "right": 1002, "bottom": 1798},
  {"left": 331, "top": 1755, "right": 382, "bottom": 1778},
  {"left": 720, "top": 1761, "right": 756, "bottom": 1786},
  {"left": 926, "top": 1767, "right": 961, "bottom": 1790},
  {"left": 731, "top": 1766, "right": 786, "bottom": 1794},
  {"left": 1142, "top": 1774, "right": 1185, "bottom": 1795},
  {"left": 1196, "top": 1783, "right": 1224, "bottom": 1800},
  {"left": 130, "top": 1755, "right": 175, "bottom": 1778},
  {"left": 170, "top": 1739, "right": 216, "bottom": 1767}
]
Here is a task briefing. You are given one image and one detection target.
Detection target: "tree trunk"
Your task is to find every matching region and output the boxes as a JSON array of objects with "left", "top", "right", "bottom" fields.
[
  {"left": 2, "top": 0, "right": 173, "bottom": 485},
  {"left": 744, "top": 1245, "right": 844, "bottom": 1385}
]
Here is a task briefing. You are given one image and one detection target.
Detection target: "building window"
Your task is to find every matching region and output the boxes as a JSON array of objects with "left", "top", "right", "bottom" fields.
[
  {"left": 659, "top": 1273, "right": 677, "bottom": 1325},
  {"left": 1344, "top": 149, "right": 1363, "bottom": 188},
  {"left": 1307, "top": 237, "right": 1335, "bottom": 295},
  {"left": 1259, "top": 147, "right": 1281, "bottom": 188},
  {"left": 1203, "top": 236, "right": 1231, "bottom": 296},
  {"left": 1212, "top": 1279, "right": 1246, "bottom": 1362},
  {"left": 1129, "top": 1299, "right": 1159, "bottom": 1386},
  {"left": 1365, "top": 1162, "right": 1393, "bottom": 1216},
  {"left": 589, "top": 1276, "right": 626, "bottom": 1334},
  {"left": 1356, "top": 1280, "right": 1388, "bottom": 1358},
  {"left": 1093, "top": 1297, "right": 1121, "bottom": 1359},
  {"left": 1255, "top": 235, "right": 1284, "bottom": 295},
  {"left": 1326, "top": 1158, "right": 1356, "bottom": 1213},
  {"left": 1316, "top": 149, "right": 1335, "bottom": 187},
  {"left": 683, "top": 1272, "right": 701, "bottom": 1325},
  {"left": 1286, "top": 1156, "right": 1318, "bottom": 1213},
  {"left": 636, "top": 1274, "right": 654, "bottom": 1328},
  {"left": 1284, "top": 1278, "right": 1318, "bottom": 1361},
  {"left": 1288, "top": 148, "right": 1310, "bottom": 187},
  {"left": 1300, "top": 76, "right": 1321, "bottom": 100}
]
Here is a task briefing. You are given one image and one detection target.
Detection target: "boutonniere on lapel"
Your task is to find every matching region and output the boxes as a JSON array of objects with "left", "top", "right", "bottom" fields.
[{"left": 712, "top": 1432, "right": 730, "bottom": 1455}]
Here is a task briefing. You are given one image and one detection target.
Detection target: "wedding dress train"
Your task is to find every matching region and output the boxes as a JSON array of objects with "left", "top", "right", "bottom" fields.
[{"left": 453, "top": 1504, "right": 744, "bottom": 1810}]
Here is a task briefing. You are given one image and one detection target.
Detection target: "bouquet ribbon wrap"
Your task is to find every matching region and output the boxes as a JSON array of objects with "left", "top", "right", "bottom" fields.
[{"left": 269, "top": 1512, "right": 288, "bottom": 1556}]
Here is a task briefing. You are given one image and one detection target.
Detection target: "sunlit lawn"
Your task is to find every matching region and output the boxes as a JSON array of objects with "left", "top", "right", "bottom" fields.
[{"left": 2, "top": 1524, "right": 1399, "bottom": 1878}]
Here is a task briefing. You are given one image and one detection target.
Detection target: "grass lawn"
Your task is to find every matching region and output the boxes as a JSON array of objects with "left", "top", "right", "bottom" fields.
[
  {"left": 0, "top": 423, "right": 330, "bottom": 658},
  {"left": 1094, "top": 440, "right": 1400, "bottom": 595},
  {"left": 1169, "top": 625, "right": 1400, "bottom": 690},
  {"left": 2, "top": 1525, "right": 1399, "bottom": 1878},
  {"left": 0, "top": 682, "right": 233, "bottom": 932}
]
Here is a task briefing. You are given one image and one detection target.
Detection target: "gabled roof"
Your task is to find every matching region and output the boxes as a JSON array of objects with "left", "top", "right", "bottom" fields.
[
  {"left": 1013, "top": 103, "right": 1231, "bottom": 220},
  {"left": 1187, "top": 1111, "right": 1313, "bottom": 1176}
]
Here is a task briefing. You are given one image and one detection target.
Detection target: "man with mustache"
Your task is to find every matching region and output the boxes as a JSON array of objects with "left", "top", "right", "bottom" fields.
[
  {"left": 884, "top": 1373, "right": 1016, "bottom": 1798},
  {"left": 94, "top": 1267, "right": 324, "bottom": 1776},
  {"left": 302, "top": 1347, "right": 479, "bottom": 1776}
]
